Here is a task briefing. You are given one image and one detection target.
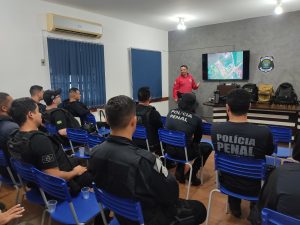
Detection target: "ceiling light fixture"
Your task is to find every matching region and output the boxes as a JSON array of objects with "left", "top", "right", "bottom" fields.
[
  {"left": 274, "top": 0, "right": 283, "bottom": 15},
  {"left": 177, "top": 17, "right": 186, "bottom": 30}
]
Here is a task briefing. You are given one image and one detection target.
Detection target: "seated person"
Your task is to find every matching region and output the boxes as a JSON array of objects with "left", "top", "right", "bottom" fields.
[
  {"left": 89, "top": 95, "right": 207, "bottom": 225},
  {"left": 134, "top": 86, "right": 163, "bottom": 153},
  {"left": 0, "top": 92, "right": 19, "bottom": 179},
  {"left": 30, "top": 85, "right": 46, "bottom": 114},
  {"left": 43, "top": 89, "right": 81, "bottom": 145},
  {"left": 8, "top": 98, "right": 92, "bottom": 195},
  {"left": 165, "top": 93, "right": 212, "bottom": 186},
  {"left": 251, "top": 132, "right": 300, "bottom": 225},
  {"left": 211, "top": 89, "right": 274, "bottom": 220},
  {"left": 61, "top": 87, "right": 90, "bottom": 125}
]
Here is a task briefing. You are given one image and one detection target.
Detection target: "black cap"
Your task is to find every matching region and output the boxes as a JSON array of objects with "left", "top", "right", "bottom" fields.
[
  {"left": 43, "top": 89, "right": 61, "bottom": 106},
  {"left": 178, "top": 93, "right": 199, "bottom": 112}
]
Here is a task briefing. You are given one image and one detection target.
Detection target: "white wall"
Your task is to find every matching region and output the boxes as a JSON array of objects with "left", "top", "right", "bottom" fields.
[{"left": 0, "top": 0, "right": 169, "bottom": 113}]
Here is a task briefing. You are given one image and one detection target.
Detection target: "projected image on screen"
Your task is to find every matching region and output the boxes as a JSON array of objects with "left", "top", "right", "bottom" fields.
[{"left": 208, "top": 51, "right": 243, "bottom": 80}]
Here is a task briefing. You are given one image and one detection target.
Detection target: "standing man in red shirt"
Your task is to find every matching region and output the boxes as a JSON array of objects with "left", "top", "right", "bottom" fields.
[{"left": 173, "top": 65, "right": 200, "bottom": 101}]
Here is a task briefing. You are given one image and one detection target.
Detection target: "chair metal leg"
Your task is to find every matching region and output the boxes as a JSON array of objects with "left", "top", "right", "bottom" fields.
[
  {"left": 225, "top": 199, "right": 229, "bottom": 214},
  {"left": 186, "top": 163, "right": 193, "bottom": 200},
  {"left": 98, "top": 203, "right": 108, "bottom": 225},
  {"left": 41, "top": 209, "right": 47, "bottom": 225},
  {"left": 14, "top": 185, "right": 20, "bottom": 204},
  {"left": 205, "top": 189, "right": 220, "bottom": 225}
]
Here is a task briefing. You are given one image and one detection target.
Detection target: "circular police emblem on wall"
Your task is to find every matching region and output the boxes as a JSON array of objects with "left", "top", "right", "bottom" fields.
[{"left": 258, "top": 56, "right": 274, "bottom": 73}]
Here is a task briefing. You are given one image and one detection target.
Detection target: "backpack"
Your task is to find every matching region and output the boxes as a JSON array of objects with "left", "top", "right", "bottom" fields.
[
  {"left": 7, "top": 131, "right": 44, "bottom": 161},
  {"left": 258, "top": 84, "right": 274, "bottom": 103},
  {"left": 242, "top": 83, "right": 258, "bottom": 103},
  {"left": 273, "top": 83, "right": 298, "bottom": 105},
  {"left": 43, "top": 108, "right": 80, "bottom": 129}
]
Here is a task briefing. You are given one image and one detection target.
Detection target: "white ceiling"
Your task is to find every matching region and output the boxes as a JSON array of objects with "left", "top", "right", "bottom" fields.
[{"left": 44, "top": 0, "right": 300, "bottom": 31}]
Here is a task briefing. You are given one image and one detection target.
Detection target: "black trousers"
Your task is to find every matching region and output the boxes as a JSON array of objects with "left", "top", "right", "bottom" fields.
[
  {"left": 94, "top": 199, "right": 207, "bottom": 225},
  {"left": 173, "top": 142, "right": 213, "bottom": 176}
]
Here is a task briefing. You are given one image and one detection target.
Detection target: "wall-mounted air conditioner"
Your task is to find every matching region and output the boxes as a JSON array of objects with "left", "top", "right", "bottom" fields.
[{"left": 47, "top": 13, "right": 102, "bottom": 38}]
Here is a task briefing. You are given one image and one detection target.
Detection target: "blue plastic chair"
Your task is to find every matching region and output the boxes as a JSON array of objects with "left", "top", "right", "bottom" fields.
[
  {"left": 0, "top": 149, "right": 20, "bottom": 203},
  {"left": 158, "top": 128, "right": 195, "bottom": 199},
  {"left": 85, "top": 113, "right": 99, "bottom": 129},
  {"left": 88, "top": 134, "right": 105, "bottom": 148},
  {"left": 262, "top": 208, "right": 300, "bottom": 225},
  {"left": 205, "top": 152, "right": 266, "bottom": 225},
  {"left": 33, "top": 168, "right": 100, "bottom": 225},
  {"left": 265, "top": 155, "right": 281, "bottom": 167},
  {"left": 45, "top": 123, "right": 58, "bottom": 136},
  {"left": 93, "top": 183, "right": 144, "bottom": 225},
  {"left": 133, "top": 125, "right": 150, "bottom": 151},
  {"left": 161, "top": 116, "right": 167, "bottom": 127},
  {"left": 67, "top": 128, "right": 89, "bottom": 154},
  {"left": 269, "top": 126, "right": 293, "bottom": 158},
  {"left": 202, "top": 122, "right": 212, "bottom": 135},
  {"left": 10, "top": 158, "right": 47, "bottom": 224}
]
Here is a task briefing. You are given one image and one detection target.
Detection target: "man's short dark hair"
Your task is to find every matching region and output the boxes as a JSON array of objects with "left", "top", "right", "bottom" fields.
[
  {"left": 0, "top": 92, "right": 9, "bottom": 107},
  {"left": 180, "top": 65, "right": 188, "bottom": 69},
  {"left": 226, "top": 89, "right": 251, "bottom": 116},
  {"left": 138, "top": 87, "right": 150, "bottom": 102},
  {"left": 29, "top": 85, "right": 43, "bottom": 96},
  {"left": 105, "top": 95, "right": 136, "bottom": 129},
  {"left": 69, "top": 87, "right": 79, "bottom": 93},
  {"left": 9, "top": 98, "right": 37, "bottom": 126}
]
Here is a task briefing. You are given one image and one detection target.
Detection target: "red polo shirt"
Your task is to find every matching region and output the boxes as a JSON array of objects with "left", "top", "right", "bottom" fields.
[{"left": 173, "top": 73, "right": 199, "bottom": 100}]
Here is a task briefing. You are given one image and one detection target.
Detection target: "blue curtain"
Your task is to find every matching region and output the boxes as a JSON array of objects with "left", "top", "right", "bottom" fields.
[{"left": 47, "top": 38, "right": 106, "bottom": 107}]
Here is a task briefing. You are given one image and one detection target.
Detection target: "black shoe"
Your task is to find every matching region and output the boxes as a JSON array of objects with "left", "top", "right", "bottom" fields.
[
  {"left": 191, "top": 176, "right": 201, "bottom": 186},
  {"left": 230, "top": 208, "right": 242, "bottom": 218},
  {"left": 175, "top": 171, "right": 186, "bottom": 184}
]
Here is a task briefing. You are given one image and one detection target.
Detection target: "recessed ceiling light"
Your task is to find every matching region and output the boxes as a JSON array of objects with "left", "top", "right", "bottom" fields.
[
  {"left": 274, "top": 0, "right": 284, "bottom": 15},
  {"left": 177, "top": 17, "right": 186, "bottom": 30}
]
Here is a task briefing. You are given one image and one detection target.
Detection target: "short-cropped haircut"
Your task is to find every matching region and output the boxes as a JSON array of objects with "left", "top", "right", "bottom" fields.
[
  {"left": 9, "top": 98, "right": 37, "bottom": 126},
  {"left": 29, "top": 85, "right": 43, "bottom": 96},
  {"left": 0, "top": 92, "right": 9, "bottom": 107},
  {"left": 138, "top": 86, "right": 150, "bottom": 102},
  {"left": 226, "top": 89, "right": 251, "bottom": 116},
  {"left": 105, "top": 95, "right": 136, "bottom": 130}
]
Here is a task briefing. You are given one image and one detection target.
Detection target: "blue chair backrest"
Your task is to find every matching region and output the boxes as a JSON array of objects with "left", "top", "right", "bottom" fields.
[
  {"left": 85, "top": 113, "right": 97, "bottom": 125},
  {"left": 161, "top": 116, "right": 166, "bottom": 127},
  {"left": 133, "top": 125, "right": 147, "bottom": 140},
  {"left": 158, "top": 128, "right": 186, "bottom": 148},
  {"left": 93, "top": 183, "right": 144, "bottom": 224},
  {"left": 67, "top": 128, "right": 88, "bottom": 145},
  {"left": 33, "top": 168, "right": 71, "bottom": 202},
  {"left": 45, "top": 123, "right": 58, "bottom": 135},
  {"left": 0, "top": 149, "right": 8, "bottom": 167},
  {"left": 202, "top": 122, "right": 212, "bottom": 135},
  {"left": 215, "top": 153, "right": 266, "bottom": 180},
  {"left": 10, "top": 158, "right": 36, "bottom": 184},
  {"left": 269, "top": 126, "right": 292, "bottom": 144},
  {"left": 88, "top": 134, "right": 105, "bottom": 148},
  {"left": 262, "top": 208, "right": 300, "bottom": 225}
]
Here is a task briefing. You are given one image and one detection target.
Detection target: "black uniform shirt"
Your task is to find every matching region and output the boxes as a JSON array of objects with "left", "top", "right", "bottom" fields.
[
  {"left": 62, "top": 100, "right": 89, "bottom": 123},
  {"left": 37, "top": 102, "right": 47, "bottom": 114},
  {"left": 135, "top": 104, "right": 163, "bottom": 147},
  {"left": 258, "top": 163, "right": 300, "bottom": 220},
  {"left": 165, "top": 108, "right": 203, "bottom": 146},
  {"left": 10, "top": 131, "right": 73, "bottom": 172},
  {"left": 211, "top": 122, "right": 274, "bottom": 196},
  {"left": 89, "top": 135, "right": 179, "bottom": 224}
]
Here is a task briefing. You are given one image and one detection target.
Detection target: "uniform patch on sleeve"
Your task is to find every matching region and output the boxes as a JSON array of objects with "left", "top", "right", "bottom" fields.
[
  {"left": 153, "top": 158, "right": 168, "bottom": 177},
  {"left": 42, "top": 154, "right": 55, "bottom": 164},
  {"left": 56, "top": 120, "right": 62, "bottom": 125}
]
